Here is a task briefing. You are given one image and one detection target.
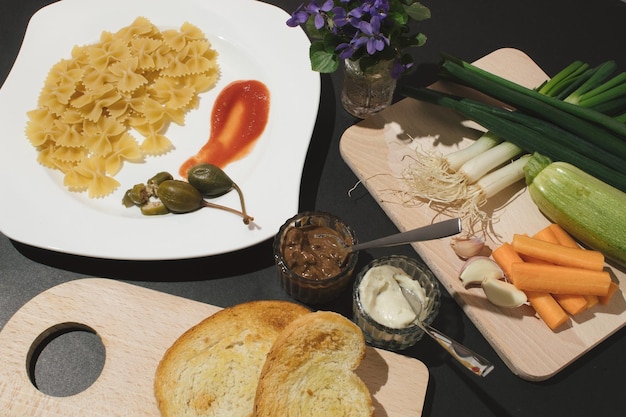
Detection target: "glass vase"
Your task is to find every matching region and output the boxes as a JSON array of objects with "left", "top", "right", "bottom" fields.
[{"left": 341, "top": 58, "right": 397, "bottom": 118}]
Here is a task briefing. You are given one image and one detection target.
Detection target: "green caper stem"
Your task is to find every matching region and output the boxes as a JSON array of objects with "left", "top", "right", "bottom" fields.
[{"left": 201, "top": 200, "right": 254, "bottom": 225}]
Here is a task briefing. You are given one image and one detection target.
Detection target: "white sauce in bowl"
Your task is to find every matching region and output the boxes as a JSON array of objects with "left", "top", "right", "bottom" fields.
[{"left": 358, "top": 264, "right": 429, "bottom": 329}]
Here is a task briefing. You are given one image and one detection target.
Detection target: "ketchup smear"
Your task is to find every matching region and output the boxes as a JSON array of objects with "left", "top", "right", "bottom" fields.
[{"left": 179, "top": 80, "right": 270, "bottom": 178}]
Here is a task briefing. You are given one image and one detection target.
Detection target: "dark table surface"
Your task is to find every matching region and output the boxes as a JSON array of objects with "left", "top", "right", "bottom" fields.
[{"left": 1, "top": 0, "right": 625, "bottom": 415}]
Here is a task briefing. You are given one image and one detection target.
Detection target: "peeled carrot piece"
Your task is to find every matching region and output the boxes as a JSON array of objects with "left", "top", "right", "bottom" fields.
[
  {"left": 533, "top": 227, "right": 588, "bottom": 315},
  {"left": 547, "top": 224, "right": 580, "bottom": 249},
  {"left": 511, "top": 262, "right": 611, "bottom": 296},
  {"left": 599, "top": 282, "right": 621, "bottom": 305},
  {"left": 492, "top": 243, "right": 569, "bottom": 330},
  {"left": 584, "top": 295, "right": 600, "bottom": 309},
  {"left": 512, "top": 234, "right": 605, "bottom": 271},
  {"left": 526, "top": 291, "right": 569, "bottom": 331},
  {"left": 538, "top": 227, "right": 606, "bottom": 308},
  {"left": 544, "top": 225, "right": 601, "bottom": 307},
  {"left": 492, "top": 242, "right": 523, "bottom": 282},
  {"left": 516, "top": 231, "right": 552, "bottom": 263},
  {"left": 533, "top": 226, "right": 560, "bottom": 244},
  {"left": 553, "top": 294, "right": 588, "bottom": 315}
]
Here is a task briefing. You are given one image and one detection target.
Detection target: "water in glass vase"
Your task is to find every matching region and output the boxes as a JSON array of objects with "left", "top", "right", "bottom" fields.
[{"left": 341, "top": 58, "right": 397, "bottom": 118}]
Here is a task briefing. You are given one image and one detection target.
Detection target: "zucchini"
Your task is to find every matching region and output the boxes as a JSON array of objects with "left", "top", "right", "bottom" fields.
[{"left": 524, "top": 153, "right": 626, "bottom": 268}]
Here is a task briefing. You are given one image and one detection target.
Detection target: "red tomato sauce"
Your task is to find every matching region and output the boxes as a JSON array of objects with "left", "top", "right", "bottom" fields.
[{"left": 179, "top": 80, "right": 270, "bottom": 178}]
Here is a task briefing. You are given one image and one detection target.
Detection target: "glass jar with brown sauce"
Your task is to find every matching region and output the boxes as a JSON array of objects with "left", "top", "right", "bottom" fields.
[{"left": 273, "top": 211, "right": 358, "bottom": 304}]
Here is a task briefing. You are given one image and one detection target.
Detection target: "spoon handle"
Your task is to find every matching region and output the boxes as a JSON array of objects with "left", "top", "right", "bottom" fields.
[
  {"left": 349, "top": 218, "right": 462, "bottom": 252},
  {"left": 401, "top": 286, "right": 494, "bottom": 377},
  {"left": 418, "top": 322, "right": 495, "bottom": 377}
]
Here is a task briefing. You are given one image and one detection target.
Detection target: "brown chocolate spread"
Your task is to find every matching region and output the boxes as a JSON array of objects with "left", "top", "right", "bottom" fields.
[{"left": 281, "top": 225, "right": 351, "bottom": 280}]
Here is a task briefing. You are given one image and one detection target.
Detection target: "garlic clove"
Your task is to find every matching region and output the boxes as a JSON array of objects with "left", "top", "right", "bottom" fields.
[
  {"left": 450, "top": 236, "right": 485, "bottom": 259},
  {"left": 481, "top": 277, "right": 527, "bottom": 308},
  {"left": 459, "top": 256, "right": 504, "bottom": 287}
]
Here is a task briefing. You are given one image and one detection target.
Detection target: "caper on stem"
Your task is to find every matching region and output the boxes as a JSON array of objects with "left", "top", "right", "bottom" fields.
[{"left": 187, "top": 163, "right": 253, "bottom": 224}]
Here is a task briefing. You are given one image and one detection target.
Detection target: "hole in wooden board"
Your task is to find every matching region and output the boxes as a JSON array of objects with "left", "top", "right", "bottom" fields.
[{"left": 27, "top": 322, "right": 105, "bottom": 397}]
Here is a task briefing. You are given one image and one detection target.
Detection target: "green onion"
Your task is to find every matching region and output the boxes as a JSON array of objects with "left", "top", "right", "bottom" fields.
[
  {"left": 563, "top": 60, "right": 618, "bottom": 105},
  {"left": 588, "top": 95, "right": 626, "bottom": 115},
  {"left": 536, "top": 60, "right": 624, "bottom": 104},
  {"left": 536, "top": 61, "right": 589, "bottom": 97},
  {"left": 578, "top": 79, "right": 626, "bottom": 108},
  {"left": 438, "top": 54, "right": 626, "bottom": 138},
  {"left": 400, "top": 86, "right": 626, "bottom": 193},
  {"left": 396, "top": 56, "right": 626, "bottom": 235},
  {"left": 457, "top": 96, "right": 626, "bottom": 171}
]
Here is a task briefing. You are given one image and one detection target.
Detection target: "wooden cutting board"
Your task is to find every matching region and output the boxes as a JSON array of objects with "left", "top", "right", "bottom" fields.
[
  {"left": 340, "top": 48, "right": 626, "bottom": 381},
  {"left": 0, "top": 278, "right": 429, "bottom": 416}
]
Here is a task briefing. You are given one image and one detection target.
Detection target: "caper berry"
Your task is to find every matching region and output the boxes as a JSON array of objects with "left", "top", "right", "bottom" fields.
[
  {"left": 187, "top": 163, "right": 233, "bottom": 197},
  {"left": 157, "top": 180, "right": 204, "bottom": 213}
]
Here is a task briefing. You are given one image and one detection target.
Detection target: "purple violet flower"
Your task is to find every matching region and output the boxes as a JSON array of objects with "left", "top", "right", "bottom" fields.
[
  {"left": 305, "top": 0, "right": 335, "bottom": 29},
  {"left": 286, "top": 0, "right": 431, "bottom": 75},
  {"left": 286, "top": 3, "right": 309, "bottom": 27},
  {"left": 357, "top": 15, "right": 389, "bottom": 55}
]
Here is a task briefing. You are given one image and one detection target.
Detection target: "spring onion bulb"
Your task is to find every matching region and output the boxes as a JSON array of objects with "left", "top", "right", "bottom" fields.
[
  {"left": 458, "top": 141, "right": 523, "bottom": 184},
  {"left": 399, "top": 132, "right": 504, "bottom": 205},
  {"left": 446, "top": 131, "right": 501, "bottom": 171},
  {"left": 459, "top": 155, "right": 532, "bottom": 233}
]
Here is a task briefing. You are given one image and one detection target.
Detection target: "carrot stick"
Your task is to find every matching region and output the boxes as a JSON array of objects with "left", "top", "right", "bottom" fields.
[
  {"left": 545, "top": 225, "right": 601, "bottom": 307},
  {"left": 547, "top": 224, "right": 580, "bottom": 249},
  {"left": 553, "top": 294, "right": 588, "bottom": 315},
  {"left": 492, "top": 242, "right": 523, "bottom": 282},
  {"left": 534, "top": 226, "right": 589, "bottom": 313},
  {"left": 512, "top": 234, "right": 605, "bottom": 271},
  {"left": 511, "top": 262, "right": 612, "bottom": 296},
  {"left": 519, "top": 254, "right": 551, "bottom": 264},
  {"left": 526, "top": 291, "right": 569, "bottom": 330},
  {"left": 492, "top": 244, "right": 569, "bottom": 330},
  {"left": 599, "top": 282, "right": 621, "bottom": 305},
  {"left": 584, "top": 295, "right": 600, "bottom": 309},
  {"left": 533, "top": 226, "right": 560, "bottom": 244},
  {"left": 522, "top": 228, "right": 557, "bottom": 263}
]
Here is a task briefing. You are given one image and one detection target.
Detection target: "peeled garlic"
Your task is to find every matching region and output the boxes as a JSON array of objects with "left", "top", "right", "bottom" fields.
[
  {"left": 481, "top": 277, "right": 527, "bottom": 308},
  {"left": 450, "top": 237, "right": 485, "bottom": 259},
  {"left": 459, "top": 256, "right": 504, "bottom": 287}
]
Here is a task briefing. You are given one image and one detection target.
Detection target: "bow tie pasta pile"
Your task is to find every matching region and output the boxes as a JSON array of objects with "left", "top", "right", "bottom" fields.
[{"left": 25, "top": 17, "right": 220, "bottom": 198}]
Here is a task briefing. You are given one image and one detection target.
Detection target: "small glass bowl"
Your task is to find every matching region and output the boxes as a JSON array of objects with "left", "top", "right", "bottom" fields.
[
  {"left": 273, "top": 211, "right": 358, "bottom": 304},
  {"left": 352, "top": 255, "right": 441, "bottom": 350}
]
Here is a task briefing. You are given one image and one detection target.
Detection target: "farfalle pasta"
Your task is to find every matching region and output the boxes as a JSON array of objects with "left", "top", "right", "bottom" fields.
[{"left": 25, "top": 17, "right": 220, "bottom": 198}]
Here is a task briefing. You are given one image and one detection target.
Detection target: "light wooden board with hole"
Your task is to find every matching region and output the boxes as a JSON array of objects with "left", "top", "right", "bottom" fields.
[
  {"left": 340, "top": 48, "right": 626, "bottom": 381},
  {"left": 0, "top": 278, "right": 429, "bottom": 416}
]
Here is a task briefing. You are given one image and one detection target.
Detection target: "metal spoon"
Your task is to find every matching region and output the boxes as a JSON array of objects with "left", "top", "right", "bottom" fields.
[
  {"left": 400, "top": 286, "right": 495, "bottom": 377},
  {"left": 318, "top": 218, "right": 462, "bottom": 253}
]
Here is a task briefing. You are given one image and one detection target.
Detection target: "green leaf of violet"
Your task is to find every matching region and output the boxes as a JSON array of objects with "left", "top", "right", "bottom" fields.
[
  {"left": 405, "top": 2, "right": 432, "bottom": 22},
  {"left": 309, "top": 41, "right": 339, "bottom": 73}
]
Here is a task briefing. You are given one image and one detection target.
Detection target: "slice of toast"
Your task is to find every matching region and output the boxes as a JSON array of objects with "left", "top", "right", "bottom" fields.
[
  {"left": 154, "top": 300, "right": 310, "bottom": 417},
  {"left": 254, "top": 311, "right": 374, "bottom": 417}
]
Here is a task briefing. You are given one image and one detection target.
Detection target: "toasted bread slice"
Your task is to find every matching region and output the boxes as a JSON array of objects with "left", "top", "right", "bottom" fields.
[
  {"left": 254, "top": 311, "right": 374, "bottom": 417},
  {"left": 154, "top": 300, "right": 310, "bottom": 417}
]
